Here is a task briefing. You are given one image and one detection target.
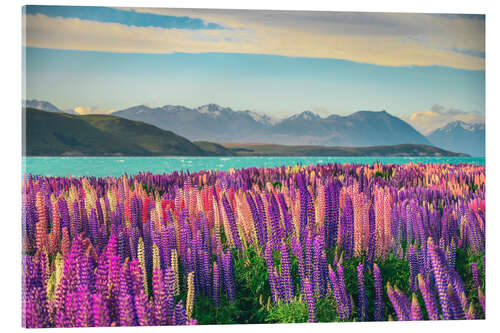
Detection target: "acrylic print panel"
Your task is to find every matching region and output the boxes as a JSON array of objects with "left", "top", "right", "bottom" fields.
[{"left": 22, "top": 5, "right": 485, "bottom": 328}]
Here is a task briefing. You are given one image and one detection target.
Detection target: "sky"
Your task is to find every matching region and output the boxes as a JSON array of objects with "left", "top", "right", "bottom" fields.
[{"left": 23, "top": 6, "right": 485, "bottom": 134}]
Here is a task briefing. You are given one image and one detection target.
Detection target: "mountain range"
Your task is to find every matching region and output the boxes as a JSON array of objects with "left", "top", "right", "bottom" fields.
[
  {"left": 111, "top": 103, "right": 431, "bottom": 147},
  {"left": 23, "top": 107, "right": 467, "bottom": 157},
  {"left": 426, "top": 121, "right": 485, "bottom": 157},
  {"left": 22, "top": 100, "right": 485, "bottom": 156}
]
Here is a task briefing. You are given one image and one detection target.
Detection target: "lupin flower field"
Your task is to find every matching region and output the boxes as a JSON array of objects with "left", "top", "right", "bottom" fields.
[{"left": 22, "top": 162, "right": 485, "bottom": 327}]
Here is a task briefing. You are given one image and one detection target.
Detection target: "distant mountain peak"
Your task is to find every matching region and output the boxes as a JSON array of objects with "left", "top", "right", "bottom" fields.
[
  {"left": 23, "top": 99, "right": 62, "bottom": 113},
  {"left": 349, "top": 109, "right": 390, "bottom": 117},
  {"left": 437, "top": 120, "right": 485, "bottom": 133},
  {"left": 427, "top": 120, "right": 485, "bottom": 157},
  {"left": 242, "top": 110, "right": 279, "bottom": 125},
  {"left": 288, "top": 110, "right": 321, "bottom": 121},
  {"left": 196, "top": 103, "right": 226, "bottom": 116}
]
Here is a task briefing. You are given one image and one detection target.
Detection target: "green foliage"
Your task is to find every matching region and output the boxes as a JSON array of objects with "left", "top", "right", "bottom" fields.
[
  {"left": 374, "top": 171, "right": 392, "bottom": 181},
  {"left": 177, "top": 244, "right": 484, "bottom": 324},
  {"left": 265, "top": 297, "right": 308, "bottom": 323}
]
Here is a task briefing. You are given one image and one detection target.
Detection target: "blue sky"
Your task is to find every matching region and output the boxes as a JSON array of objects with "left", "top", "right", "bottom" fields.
[{"left": 23, "top": 6, "right": 485, "bottom": 133}]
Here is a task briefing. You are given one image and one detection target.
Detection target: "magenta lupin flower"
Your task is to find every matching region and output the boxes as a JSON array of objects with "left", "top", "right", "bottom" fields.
[
  {"left": 152, "top": 267, "right": 167, "bottom": 325},
  {"left": 134, "top": 290, "right": 150, "bottom": 326},
  {"left": 117, "top": 264, "right": 135, "bottom": 326},
  {"left": 91, "top": 293, "right": 110, "bottom": 327}
]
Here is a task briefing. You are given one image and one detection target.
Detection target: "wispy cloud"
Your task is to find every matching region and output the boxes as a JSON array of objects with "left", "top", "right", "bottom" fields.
[
  {"left": 73, "top": 106, "right": 115, "bottom": 115},
  {"left": 24, "top": 8, "right": 485, "bottom": 70},
  {"left": 407, "top": 104, "right": 484, "bottom": 134}
]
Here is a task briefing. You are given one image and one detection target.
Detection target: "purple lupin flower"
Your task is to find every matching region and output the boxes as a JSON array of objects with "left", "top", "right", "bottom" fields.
[
  {"left": 447, "top": 240, "right": 456, "bottom": 270},
  {"left": 291, "top": 236, "right": 306, "bottom": 296},
  {"left": 427, "top": 237, "right": 452, "bottom": 320},
  {"left": 328, "top": 265, "right": 345, "bottom": 320},
  {"left": 246, "top": 192, "right": 265, "bottom": 247},
  {"left": 298, "top": 186, "right": 308, "bottom": 242},
  {"left": 163, "top": 267, "right": 175, "bottom": 324},
  {"left": 278, "top": 193, "right": 293, "bottom": 237},
  {"left": 357, "top": 263, "right": 367, "bottom": 321},
  {"left": 344, "top": 197, "right": 354, "bottom": 260},
  {"left": 221, "top": 194, "right": 243, "bottom": 252},
  {"left": 222, "top": 249, "right": 236, "bottom": 302},
  {"left": 471, "top": 263, "right": 481, "bottom": 289},
  {"left": 173, "top": 300, "right": 187, "bottom": 325},
  {"left": 268, "top": 193, "right": 283, "bottom": 250},
  {"left": 447, "top": 284, "right": 465, "bottom": 320},
  {"left": 265, "top": 241, "right": 277, "bottom": 303},
  {"left": 305, "top": 232, "right": 314, "bottom": 286},
  {"left": 255, "top": 193, "right": 268, "bottom": 245},
  {"left": 273, "top": 267, "right": 283, "bottom": 301},
  {"left": 387, "top": 284, "right": 410, "bottom": 321},
  {"left": 280, "top": 241, "right": 294, "bottom": 301},
  {"left": 417, "top": 273, "right": 439, "bottom": 320},
  {"left": 313, "top": 236, "right": 324, "bottom": 296},
  {"left": 367, "top": 204, "right": 376, "bottom": 267},
  {"left": 373, "top": 263, "right": 384, "bottom": 321},
  {"left": 212, "top": 261, "right": 220, "bottom": 307},
  {"left": 134, "top": 290, "right": 150, "bottom": 326},
  {"left": 304, "top": 277, "right": 316, "bottom": 323},
  {"left": 448, "top": 269, "right": 468, "bottom": 314},
  {"left": 408, "top": 244, "right": 418, "bottom": 292},
  {"left": 336, "top": 263, "right": 351, "bottom": 319}
]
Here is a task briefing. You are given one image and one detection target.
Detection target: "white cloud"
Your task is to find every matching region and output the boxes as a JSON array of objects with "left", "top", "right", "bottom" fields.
[
  {"left": 24, "top": 10, "right": 485, "bottom": 70},
  {"left": 407, "top": 104, "right": 484, "bottom": 134},
  {"left": 73, "top": 106, "right": 115, "bottom": 115}
]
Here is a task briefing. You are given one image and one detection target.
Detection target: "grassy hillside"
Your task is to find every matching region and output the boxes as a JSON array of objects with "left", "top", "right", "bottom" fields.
[
  {"left": 220, "top": 142, "right": 469, "bottom": 157},
  {"left": 193, "top": 141, "right": 236, "bottom": 156},
  {"left": 24, "top": 108, "right": 212, "bottom": 156}
]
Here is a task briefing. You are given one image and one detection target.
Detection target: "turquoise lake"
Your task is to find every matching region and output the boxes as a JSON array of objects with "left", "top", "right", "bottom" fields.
[{"left": 23, "top": 156, "right": 485, "bottom": 178}]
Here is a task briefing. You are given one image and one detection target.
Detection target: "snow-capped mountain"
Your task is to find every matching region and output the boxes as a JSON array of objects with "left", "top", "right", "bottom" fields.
[
  {"left": 427, "top": 121, "right": 485, "bottom": 156},
  {"left": 23, "top": 99, "right": 77, "bottom": 114},
  {"left": 112, "top": 104, "right": 431, "bottom": 147}
]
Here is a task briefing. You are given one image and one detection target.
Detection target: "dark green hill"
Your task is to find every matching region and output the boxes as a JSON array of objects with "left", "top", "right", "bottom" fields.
[{"left": 24, "top": 108, "right": 212, "bottom": 156}]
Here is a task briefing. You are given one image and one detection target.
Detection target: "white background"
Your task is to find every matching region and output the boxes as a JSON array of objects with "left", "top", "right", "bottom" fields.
[{"left": 2, "top": 0, "right": 498, "bottom": 332}]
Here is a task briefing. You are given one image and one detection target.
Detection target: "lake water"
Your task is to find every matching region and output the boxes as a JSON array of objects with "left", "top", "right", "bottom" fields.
[{"left": 22, "top": 156, "right": 485, "bottom": 178}]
